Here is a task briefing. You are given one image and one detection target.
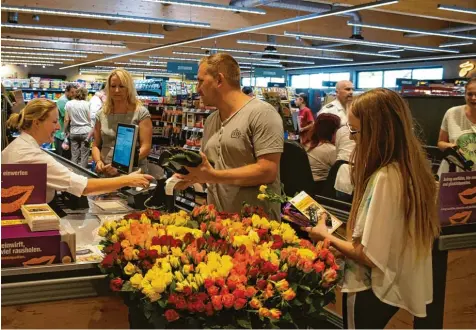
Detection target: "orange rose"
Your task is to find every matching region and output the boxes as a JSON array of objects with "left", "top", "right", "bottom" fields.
[
  {"left": 281, "top": 288, "right": 296, "bottom": 301},
  {"left": 234, "top": 297, "right": 247, "bottom": 310},
  {"left": 303, "top": 260, "right": 314, "bottom": 273},
  {"left": 249, "top": 298, "right": 262, "bottom": 309},
  {"left": 258, "top": 307, "right": 270, "bottom": 318},
  {"left": 211, "top": 295, "right": 223, "bottom": 311},
  {"left": 222, "top": 293, "right": 235, "bottom": 309},
  {"left": 287, "top": 253, "right": 299, "bottom": 267},
  {"left": 275, "top": 279, "right": 289, "bottom": 292},
  {"left": 245, "top": 286, "right": 257, "bottom": 298},
  {"left": 269, "top": 308, "right": 282, "bottom": 320},
  {"left": 322, "top": 268, "right": 337, "bottom": 284}
]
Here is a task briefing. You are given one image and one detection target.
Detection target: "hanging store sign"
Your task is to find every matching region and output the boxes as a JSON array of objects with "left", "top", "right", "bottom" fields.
[
  {"left": 254, "top": 68, "right": 286, "bottom": 78},
  {"left": 167, "top": 62, "right": 198, "bottom": 74}
]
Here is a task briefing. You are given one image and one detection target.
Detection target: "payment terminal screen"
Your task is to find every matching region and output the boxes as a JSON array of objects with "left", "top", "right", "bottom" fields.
[{"left": 113, "top": 126, "right": 135, "bottom": 167}]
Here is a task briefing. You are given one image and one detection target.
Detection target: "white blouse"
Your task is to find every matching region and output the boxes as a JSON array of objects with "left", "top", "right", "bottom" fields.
[
  {"left": 2, "top": 132, "right": 88, "bottom": 202},
  {"left": 341, "top": 164, "right": 433, "bottom": 317}
]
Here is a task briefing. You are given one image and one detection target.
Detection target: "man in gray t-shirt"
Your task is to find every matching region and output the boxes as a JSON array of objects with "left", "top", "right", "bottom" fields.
[{"left": 177, "top": 54, "right": 284, "bottom": 220}]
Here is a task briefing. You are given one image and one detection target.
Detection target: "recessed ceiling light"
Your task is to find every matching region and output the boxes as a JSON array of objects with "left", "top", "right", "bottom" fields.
[
  {"left": 1, "top": 23, "right": 165, "bottom": 39},
  {"left": 143, "top": 0, "right": 267, "bottom": 15}
]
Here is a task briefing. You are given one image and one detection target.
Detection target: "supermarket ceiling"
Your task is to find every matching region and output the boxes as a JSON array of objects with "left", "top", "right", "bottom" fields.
[{"left": 1, "top": 0, "right": 475, "bottom": 75}]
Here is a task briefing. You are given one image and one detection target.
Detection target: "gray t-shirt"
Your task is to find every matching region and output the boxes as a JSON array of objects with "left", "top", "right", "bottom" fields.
[
  {"left": 96, "top": 106, "right": 151, "bottom": 172},
  {"left": 65, "top": 100, "right": 91, "bottom": 135},
  {"left": 202, "top": 98, "right": 284, "bottom": 220},
  {"left": 306, "top": 143, "right": 336, "bottom": 182}
]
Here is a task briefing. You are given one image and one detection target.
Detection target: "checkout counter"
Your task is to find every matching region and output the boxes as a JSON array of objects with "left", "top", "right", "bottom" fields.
[{"left": 2, "top": 153, "right": 476, "bottom": 329}]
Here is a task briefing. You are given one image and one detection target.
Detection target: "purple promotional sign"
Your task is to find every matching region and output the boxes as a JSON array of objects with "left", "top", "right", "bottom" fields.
[
  {"left": 439, "top": 171, "right": 476, "bottom": 227},
  {"left": 1, "top": 164, "right": 47, "bottom": 219}
]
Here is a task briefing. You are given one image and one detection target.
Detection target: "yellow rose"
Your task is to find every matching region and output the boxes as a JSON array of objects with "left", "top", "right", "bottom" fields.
[
  {"left": 121, "top": 240, "right": 131, "bottom": 249},
  {"left": 151, "top": 278, "right": 167, "bottom": 293},
  {"left": 109, "top": 221, "right": 118, "bottom": 230},
  {"left": 257, "top": 193, "right": 267, "bottom": 201},
  {"left": 194, "top": 273, "right": 204, "bottom": 286},
  {"left": 259, "top": 185, "right": 267, "bottom": 193},
  {"left": 120, "top": 219, "right": 128, "bottom": 227},
  {"left": 124, "top": 262, "right": 136, "bottom": 276},
  {"left": 98, "top": 226, "right": 108, "bottom": 237},
  {"left": 171, "top": 247, "right": 183, "bottom": 257},
  {"left": 133, "top": 249, "right": 140, "bottom": 260},
  {"left": 110, "top": 234, "right": 119, "bottom": 243},
  {"left": 130, "top": 274, "right": 144, "bottom": 289},
  {"left": 169, "top": 256, "right": 180, "bottom": 268},
  {"left": 140, "top": 214, "right": 151, "bottom": 224},
  {"left": 281, "top": 263, "right": 289, "bottom": 272},
  {"left": 190, "top": 281, "right": 199, "bottom": 291},
  {"left": 174, "top": 271, "right": 185, "bottom": 282},
  {"left": 143, "top": 286, "right": 161, "bottom": 302}
]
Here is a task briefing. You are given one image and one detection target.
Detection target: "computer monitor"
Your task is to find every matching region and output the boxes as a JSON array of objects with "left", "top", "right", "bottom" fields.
[{"left": 112, "top": 123, "right": 139, "bottom": 174}]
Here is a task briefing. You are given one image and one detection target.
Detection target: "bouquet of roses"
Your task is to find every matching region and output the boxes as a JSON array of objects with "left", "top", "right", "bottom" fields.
[{"left": 98, "top": 204, "right": 341, "bottom": 329}]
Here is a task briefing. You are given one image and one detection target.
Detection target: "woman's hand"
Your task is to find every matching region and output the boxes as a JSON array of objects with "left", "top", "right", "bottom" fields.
[
  {"left": 302, "top": 213, "right": 331, "bottom": 242},
  {"left": 95, "top": 160, "right": 105, "bottom": 173},
  {"left": 102, "top": 164, "right": 119, "bottom": 177},
  {"left": 125, "top": 169, "right": 154, "bottom": 188}
]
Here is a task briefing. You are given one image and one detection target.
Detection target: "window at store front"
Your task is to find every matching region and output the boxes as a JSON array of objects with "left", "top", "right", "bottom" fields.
[
  {"left": 358, "top": 67, "right": 444, "bottom": 89},
  {"left": 242, "top": 77, "right": 285, "bottom": 87},
  {"left": 292, "top": 72, "right": 350, "bottom": 88},
  {"left": 291, "top": 74, "right": 310, "bottom": 88},
  {"left": 411, "top": 67, "right": 444, "bottom": 80},
  {"left": 358, "top": 71, "right": 384, "bottom": 89}
]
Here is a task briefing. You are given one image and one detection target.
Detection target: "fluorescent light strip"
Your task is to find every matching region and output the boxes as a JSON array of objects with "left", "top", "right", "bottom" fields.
[
  {"left": 1, "top": 5, "right": 211, "bottom": 28},
  {"left": 60, "top": 0, "right": 398, "bottom": 69},
  {"left": 1, "top": 23, "right": 164, "bottom": 39},
  {"left": 95, "top": 65, "right": 167, "bottom": 71},
  {"left": 114, "top": 62, "right": 167, "bottom": 67},
  {"left": 347, "top": 21, "right": 476, "bottom": 41},
  {"left": 173, "top": 51, "right": 315, "bottom": 64},
  {"left": 237, "top": 62, "right": 283, "bottom": 68},
  {"left": 143, "top": 0, "right": 266, "bottom": 15},
  {"left": 2, "top": 60, "right": 62, "bottom": 64},
  {"left": 1, "top": 37, "right": 126, "bottom": 48},
  {"left": 236, "top": 40, "right": 401, "bottom": 58},
  {"left": 2, "top": 55, "right": 75, "bottom": 61},
  {"left": 285, "top": 53, "right": 476, "bottom": 71},
  {"left": 2, "top": 45, "right": 101, "bottom": 54},
  {"left": 2, "top": 51, "right": 87, "bottom": 58},
  {"left": 1, "top": 63, "right": 54, "bottom": 67},
  {"left": 437, "top": 4, "right": 476, "bottom": 15},
  {"left": 378, "top": 49, "right": 405, "bottom": 53},
  {"left": 200, "top": 47, "right": 353, "bottom": 62},
  {"left": 2, "top": 59, "right": 64, "bottom": 64},
  {"left": 283, "top": 31, "right": 460, "bottom": 54},
  {"left": 80, "top": 69, "right": 181, "bottom": 76},
  {"left": 439, "top": 41, "right": 474, "bottom": 48},
  {"left": 146, "top": 56, "right": 200, "bottom": 62}
]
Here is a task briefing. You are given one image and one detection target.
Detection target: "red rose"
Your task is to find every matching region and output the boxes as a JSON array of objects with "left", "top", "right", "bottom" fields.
[
  {"left": 211, "top": 295, "right": 223, "bottom": 311},
  {"left": 148, "top": 249, "right": 159, "bottom": 259},
  {"left": 226, "top": 278, "right": 238, "bottom": 291},
  {"left": 207, "top": 285, "right": 220, "bottom": 296},
  {"left": 248, "top": 267, "right": 259, "bottom": 278},
  {"left": 222, "top": 293, "right": 235, "bottom": 309},
  {"left": 215, "top": 278, "right": 225, "bottom": 287},
  {"left": 183, "top": 233, "right": 194, "bottom": 244},
  {"left": 164, "top": 309, "right": 180, "bottom": 322},
  {"left": 313, "top": 260, "right": 326, "bottom": 273},
  {"left": 138, "top": 250, "right": 148, "bottom": 260},
  {"left": 183, "top": 286, "right": 192, "bottom": 296},
  {"left": 112, "top": 242, "right": 121, "bottom": 253},
  {"left": 195, "top": 300, "right": 206, "bottom": 313},
  {"left": 257, "top": 228, "right": 268, "bottom": 238},
  {"left": 168, "top": 293, "right": 178, "bottom": 305},
  {"left": 261, "top": 261, "right": 278, "bottom": 275},
  {"left": 245, "top": 286, "right": 257, "bottom": 298},
  {"left": 233, "top": 289, "right": 246, "bottom": 300},
  {"left": 205, "top": 302, "right": 214, "bottom": 316},
  {"left": 196, "top": 292, "right": 208, "bottom": 301},
  {"left": 151, "top": 236, "right": 160, "bottom": 246},
  {"left": 200, "top": 222, "right": 208, "bottom": 232},
  {"left": 207, "top": 236, "right": 215, "bottom": 246},
  {"left": 204, "top": 278, "right": 215, "bottom": 289},
  {"left": 326, "top": 253, "right": 336, "bottom": 266},
  {"left": 220, "top": 285, "right": 230, "bottom": 295},
  {"left": 101, "top": 254, "right": 115, "bottom": 268},
  {"left": 303, "top": 260, "right": 314, "bottom": 273},
  {"left": 332, "top": 263, "right": 340, "bottom": 271},
  {"left": 319, "top": 248, "right": 329, "bottom": 260},
  {"left": 171, "top": 239, "right": 182, "bottom": 248},
  {"left": 196, "top": 237, "right": 206, "bottom": 250},
  {"left": 256, "top": 280, "right": 267, "bottom": 290},
  {"left": 234, "top": 297, "right": 247, "bottom": 310},
  {"left": 176, "top": 297, "right": 187, "bottom": 310},
  {"left": 142, "top": 260, "right": 152, "bottom": 270},
  {"left": 227, "top": 247, "right": 236, "bottom": 256},
  {"left": 271, "top": 240, "right": 284, "bottom": 250},
  {"left": 109, "top": 277, "right": 123, "bottom": 291}
]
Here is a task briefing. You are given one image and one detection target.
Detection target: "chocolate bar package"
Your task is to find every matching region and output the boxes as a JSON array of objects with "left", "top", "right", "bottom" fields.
[{"left": 1, "top": 224, "right": 74, "bottom": 267}]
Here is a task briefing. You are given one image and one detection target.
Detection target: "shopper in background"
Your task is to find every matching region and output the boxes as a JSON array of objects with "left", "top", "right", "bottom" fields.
[
  {"left": 242, "top": 86, "right": 254, "bottom": 97},
  {"left": 3, "top": 99, "right": 153, "bottom": 203},
  {"left": 54, "top": 83, "right": 76, "bottom": 159},
  {"left": 437, "top": 77, "right": 476, "bottom": 174},
  {"left": 304, "top": 113, "right": 340, "bottom": 193},
  {"left": 295, "top": 93, "right": 314, "bottom": 144},
  {"left": 64, "top": 87, "right": 92, "bottom": 169},
  {"left": 92, "top": 69, "right": 153, "bottom": 176},
  {"left": 176, "top": 53, "right": 284, "bottom": 220},
  {"left": 304, "top": 88, "right": 439, "bottom": 328},
  {"left": 318, "top": 80, "right": 354, "bottom": 126},
  {"left": 89, "top": 83, "right": 106, "bottom": 128},
  {"left": 332, "top": 125, "right": 356, "bottom": 201}
]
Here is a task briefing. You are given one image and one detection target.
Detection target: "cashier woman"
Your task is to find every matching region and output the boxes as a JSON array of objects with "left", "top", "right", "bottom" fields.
[{"left": 2, "top": 99, "right": 153, "bottom": 203}]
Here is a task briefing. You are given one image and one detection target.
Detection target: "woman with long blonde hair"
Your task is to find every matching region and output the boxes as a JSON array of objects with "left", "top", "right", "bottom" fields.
[
  {"left": 92, "top": 68, "right": 153, "bottom": 176},
  {"left": 305, "top": 88, "right": 439, "bottom": 328}
]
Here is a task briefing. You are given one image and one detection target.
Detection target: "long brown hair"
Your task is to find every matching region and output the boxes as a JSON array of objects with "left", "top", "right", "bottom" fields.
[
  {"left": 6, "top": 99, "right": 57, "bottom": 131},
  {"left": 307, "top": 113, "right": 340, "bottom": 150},
  {"left": 348, "top": 88, "right": 439, "bottom": 258}
]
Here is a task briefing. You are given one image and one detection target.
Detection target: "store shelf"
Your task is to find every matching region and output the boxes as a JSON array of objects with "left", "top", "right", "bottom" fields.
[
  {"left": 183, "top": 127, "right": 204, "bottom": 133},
  {"left": 6, "top": 87, "right": 98, "bottom": 93},
  {"left": 183, "top": 145, "right": 200, "bottom": 151},
  {"left": 183, "top": 109, "right": 213, "bottom": 114}
]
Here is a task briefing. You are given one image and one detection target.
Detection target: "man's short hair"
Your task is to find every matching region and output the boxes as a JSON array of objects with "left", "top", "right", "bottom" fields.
[
  {"left": 65, "top": 83, "right": 77, "bottom": 92},
  {"left": 199, "top": 53, "right": 241, "bottom": 89}
]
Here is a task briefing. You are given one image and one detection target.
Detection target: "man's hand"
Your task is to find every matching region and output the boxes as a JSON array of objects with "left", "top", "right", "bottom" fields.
[
  {"left": 177, "top": 152, "right": 217, "bottom": 184},
  {"left": 172, "top": 173, "right": 196, "bottom": 191}
]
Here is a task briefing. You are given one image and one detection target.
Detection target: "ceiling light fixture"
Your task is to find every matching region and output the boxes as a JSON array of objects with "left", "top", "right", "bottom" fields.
[
  {"left": 237, "top": 62, "right": 283, "bottom": 68},
  {"left": 60, "top": 0, "right": 398, "bottom": 69},
  {"left": 145, "top": 56, "right": 200, "bottom": 62},
  {"left": 236, "top": 40, "right": 401, "bottom": 58},
  {"left": 285, "top": 53, "right": 476, "bottom": 71},
  {"left": 437, "top": 4, "right": 476, "bottom": 15},
  {"left": 114, "top": 62, "right": 167, "bottom": 67},
  {"left": 1, "top": 5, "right": 211, "bottom": 28},
  {"left": 1, "top": 45, "right": 101, "bottom": 54},
  {"left": 439, "top": 41, "right": 474, "bottom": 48},
  {"left": 378, "top": 49, "right": 405, "bottom": 53},
  {"left": 1, "top": 23, "right": 165, "bottom": 39},
  {"left": 200, "top": 46, "right": 353, "bottom": 62},
  {"left": 2, "top": 51, "right": 87, "bottom": 58},
  {"left": 143, "top": 0, "right": 266, "bottom": 15},
  {"left": 2, "top": 55, "right": 75, "bottom": 61},
  {"left": 283, "top": 31, "right": 460, "bottom": 54},
  {"left": 2, "top": 62, "right": 54, "bottom": 67},
  {"left": 96, "top": 65, "right": 167, "bottom": 71},
  {"left": 2, "top": 60, "right": 60, "bottom": 65},
  {"left": 172, "top": 51, "right": 316, "bottom": 64},
  {"left": 1, "top": 37, "right": 126, "bottom": 48},
  {"left": 347, "top": 21, "right": 476, "bottom": 41},
  {"left": 80, "top": 68, "right": 181, "bottom": 76}
]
